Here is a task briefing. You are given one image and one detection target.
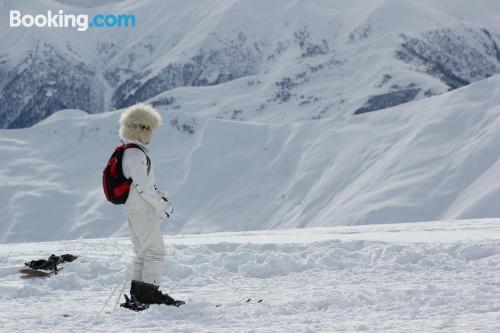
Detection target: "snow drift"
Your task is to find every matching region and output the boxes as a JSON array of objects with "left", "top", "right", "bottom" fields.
[{"left": 0, "top": 219, "right": 499, "bottom": 332}]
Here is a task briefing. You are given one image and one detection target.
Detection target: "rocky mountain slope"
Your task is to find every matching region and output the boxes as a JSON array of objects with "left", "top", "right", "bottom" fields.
[{"left": 1, "top": 0, "right": 500, "bottom": 128}]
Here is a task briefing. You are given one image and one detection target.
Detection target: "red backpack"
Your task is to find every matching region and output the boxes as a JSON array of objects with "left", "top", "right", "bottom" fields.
[{"left": 102, "top": 143, "right": 148, "bottom": 205}]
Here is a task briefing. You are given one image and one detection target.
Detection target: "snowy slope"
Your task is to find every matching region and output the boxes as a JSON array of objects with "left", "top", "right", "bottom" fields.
[
  {"left": 2, "top": 0, "right": 500, "bottom": 128},
  {"left": 0, "top": 219, "right": 499, "bottom": 332},
  {"left": 1, "top": 75, "right": 500, "bottom": 242}
]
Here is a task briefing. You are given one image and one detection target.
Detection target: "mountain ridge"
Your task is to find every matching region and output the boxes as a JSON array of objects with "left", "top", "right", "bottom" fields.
[
  {"left": 2, "top": 0, "right": 500, "bottom": 128},
  {"left": 1, "top": 75, "right": 500, "bottom": 242}
]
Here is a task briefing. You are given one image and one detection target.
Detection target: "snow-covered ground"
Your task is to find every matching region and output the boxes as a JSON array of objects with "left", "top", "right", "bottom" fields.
[{"left": 0, "top": 219, "right": 499, "bottom": 332}]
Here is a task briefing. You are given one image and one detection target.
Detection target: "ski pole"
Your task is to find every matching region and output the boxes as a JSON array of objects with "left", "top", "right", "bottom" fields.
[
  {"left": 95, "top": 219, "right": 160, "bottom": 319},
  {"left": 94, "top": 217, "right": 163, "bottom": 320}
]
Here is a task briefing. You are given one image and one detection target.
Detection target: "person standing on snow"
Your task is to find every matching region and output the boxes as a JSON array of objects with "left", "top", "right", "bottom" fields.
[{"left": 119, "top": 104, "right": 183, "bottom": 307}]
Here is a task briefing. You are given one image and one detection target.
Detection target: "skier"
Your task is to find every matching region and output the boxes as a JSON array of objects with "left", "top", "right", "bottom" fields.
[{"left": 118, "top": 103, "right": 183, "bottom": 307}]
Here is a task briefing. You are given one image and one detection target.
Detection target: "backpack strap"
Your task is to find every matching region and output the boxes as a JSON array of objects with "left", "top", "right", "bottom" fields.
[{"left": 121, "top": 142, "right": 151, "bottom": 175}]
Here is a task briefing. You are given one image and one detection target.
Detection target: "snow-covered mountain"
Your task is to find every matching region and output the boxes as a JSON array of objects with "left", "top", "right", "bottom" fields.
[
  {"left": 2, "top": 73, "right": 500, "bottom": 243},
  {"left": 2, "top": 0, "right": 500, "bottom": 128},
  {"left": 2, "top": 0, "right": 500, "bottom": 243}
]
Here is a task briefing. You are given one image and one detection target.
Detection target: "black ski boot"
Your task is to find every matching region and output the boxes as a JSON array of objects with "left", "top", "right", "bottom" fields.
[
  {"left": 131, "top": 280, "right": 185, "bottom": 307},
  {"left": 154, "top": 287, "right": 185, "bottom": 307},
  {"left": 130, "top": 279, "right": 141, "bottom": 299},
  {"left": 121, "top": 280, "right": 150, "bottom": 311}
]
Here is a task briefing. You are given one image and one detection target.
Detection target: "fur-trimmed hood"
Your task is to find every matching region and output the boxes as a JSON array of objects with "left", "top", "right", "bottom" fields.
[{"left": 119, "top": 104, "right": 162, "bottom": 144}]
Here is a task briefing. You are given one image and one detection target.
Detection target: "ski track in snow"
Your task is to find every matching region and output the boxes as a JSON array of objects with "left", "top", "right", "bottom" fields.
[{"left": 0, "top": 219, "right": 499, "bottom": 332}]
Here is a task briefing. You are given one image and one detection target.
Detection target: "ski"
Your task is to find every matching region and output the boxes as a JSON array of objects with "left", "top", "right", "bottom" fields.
[
  {"left": 19, "top": 266, "right": 63, "bottom": 278},
  {"left": 120, "top": 294, "right": 150, "bottom": 312},
  {"left": 245, "top": 298, "right": 263, "bottom": 303},
  {"left": 215, "top": 298, "right": 263, "bottom": 308},
  {"left": 120, "top": 293, "right": 185, "bottom": 312},
  {"left": 19, "top": 253, "right": 77, "bottom": 278}
]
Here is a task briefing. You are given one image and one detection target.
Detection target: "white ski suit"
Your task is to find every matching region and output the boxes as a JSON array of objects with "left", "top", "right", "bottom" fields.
[{"left": 121, "top": 139, "right": 168, "bottom": 286}]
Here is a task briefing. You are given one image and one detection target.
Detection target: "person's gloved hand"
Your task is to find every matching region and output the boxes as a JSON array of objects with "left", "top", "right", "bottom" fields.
[
  {"left": 163, "top": 202, "right": 174, "bottom": 218},
  {"left": 154, "top": 185, "right": 168, "bottom": 201},
  {"left": 158, "top": 191, "right": 168, "bottom": 202}
]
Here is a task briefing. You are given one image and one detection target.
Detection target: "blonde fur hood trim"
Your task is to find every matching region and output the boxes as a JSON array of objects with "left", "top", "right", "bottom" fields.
[{"left": 119, "top": 104, "right": 162, "bottom": 144}]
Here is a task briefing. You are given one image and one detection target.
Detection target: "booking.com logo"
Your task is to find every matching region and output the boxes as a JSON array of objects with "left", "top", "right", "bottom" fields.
[{"left": 9, "top": 10, "right": 136, "bottom": 32}]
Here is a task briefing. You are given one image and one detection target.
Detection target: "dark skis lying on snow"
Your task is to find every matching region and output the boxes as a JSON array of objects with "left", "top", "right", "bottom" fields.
[{"left": 19, "top": 254, "right": 77, "bottom": 278}]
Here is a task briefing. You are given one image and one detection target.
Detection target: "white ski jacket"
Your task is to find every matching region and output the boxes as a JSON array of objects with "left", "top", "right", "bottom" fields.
[{"left": 121, "top": 139, "right": 167, "bottom": 217}]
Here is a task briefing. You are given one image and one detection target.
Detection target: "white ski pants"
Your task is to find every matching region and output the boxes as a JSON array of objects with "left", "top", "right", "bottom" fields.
[{"left": 125, "top": 208, "right": 166, "bottom": 286}]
